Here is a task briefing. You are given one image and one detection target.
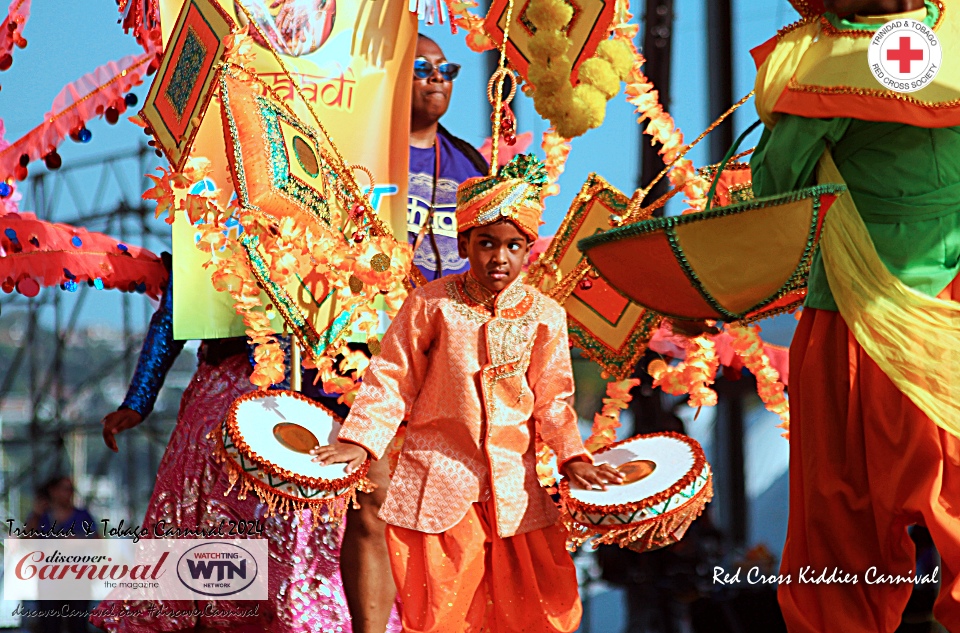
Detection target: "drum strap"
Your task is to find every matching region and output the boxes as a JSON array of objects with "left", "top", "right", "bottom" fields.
[
  {"left": 411, "top": 140, "right": 445, "bottom": 280},
  {"left": 817, "top": 150, "right": 960, "bottom": 438},
  {"left": 704, "top": 119, "right": 761, "bottom": 212}
]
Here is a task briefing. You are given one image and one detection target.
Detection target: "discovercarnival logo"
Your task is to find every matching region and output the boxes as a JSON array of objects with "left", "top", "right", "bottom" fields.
[
  {"left": 176, "top": 542, "right": 259, "bottom": 597},
  {"left": 3, "top": 539, "right": 268, "bottom": 601}
]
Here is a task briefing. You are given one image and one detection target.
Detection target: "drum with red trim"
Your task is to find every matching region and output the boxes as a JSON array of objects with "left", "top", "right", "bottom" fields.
[
  {"left": 217, "top": 389, "right": 369, "bottom": 519},
  {"left": 561, "top": 432, "right": 713, "bottom": 552}
]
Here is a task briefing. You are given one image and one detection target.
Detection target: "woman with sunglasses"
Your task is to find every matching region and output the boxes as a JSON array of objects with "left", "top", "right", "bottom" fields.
[{"left": 406, "top": 34, "right": 489, "bottom": 282}]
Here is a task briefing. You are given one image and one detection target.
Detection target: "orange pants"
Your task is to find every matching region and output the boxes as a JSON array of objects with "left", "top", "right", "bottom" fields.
[
  {"left": 780, "top": 279, "right": 960, "bottom": 632},
  {"left": 385, "top": 500, "right": 582, "bottom": 633}
]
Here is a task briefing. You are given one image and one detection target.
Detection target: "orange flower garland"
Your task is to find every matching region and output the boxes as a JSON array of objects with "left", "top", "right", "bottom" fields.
[
  {"left": 536, "top": 442, "right": 558, "bottom": 489},
  {"left": 223, "top": 31, "right": 257, "bottom": 68},
  {"left": 541, "top": 127, "right": 571, "bottom": 199},
  {"left": 725, "top": 322, "right": 790, "bottom": 438},
  {"left": 647, "top": 335, "right": 720, "bottom": 408},
  {"left": 645, "top": 324, "right": 790, "bottom": 439},
  {"left": 142, "top": 160, "right": 289, "bottom": 388},
  {"left": 612, "top": 9, "right": 710, "bottom": 214},
  {"left": 584, "top": 378, "right": 641, "bottom": 452},
  {"left": 141, "top": 154, "right": 411, "bottom": 391},
  {"left": 447, "top": 0, "right": 496, "bottom": 52}
]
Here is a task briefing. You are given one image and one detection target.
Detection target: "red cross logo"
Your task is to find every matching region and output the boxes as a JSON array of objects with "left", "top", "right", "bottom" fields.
[{"left": 886, "top": 36, "right": 924, "bottom": 74}]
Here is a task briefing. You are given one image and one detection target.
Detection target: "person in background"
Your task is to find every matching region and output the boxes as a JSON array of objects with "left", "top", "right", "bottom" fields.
[
  {"left": 334, "top": 32, "right": 488, "bottom": 633},
  {"left": 406, "top": 33, "right": 488, "bottom": 281},
  {"left": 29, "top": 476, "right": 96, "bottom": 633},
  {"left": 36, "top": 476, "right": 95, "bottom": 538}
]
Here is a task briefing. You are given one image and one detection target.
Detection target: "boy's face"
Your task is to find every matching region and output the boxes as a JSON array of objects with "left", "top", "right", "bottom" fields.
[{"left": 457, "top": 220, "right": 532, "bottom": 293}]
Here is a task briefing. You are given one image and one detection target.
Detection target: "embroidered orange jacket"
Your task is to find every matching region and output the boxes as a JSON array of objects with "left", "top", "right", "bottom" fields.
[{"left": 339, "top": 272, "right": 590, "bottom": 537}]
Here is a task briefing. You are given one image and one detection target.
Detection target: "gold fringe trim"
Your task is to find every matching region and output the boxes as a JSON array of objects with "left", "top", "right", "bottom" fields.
[
  {"left": 562, "top": 474, "right": 714, "bottom": 553},
  {"left": 209, "top": 428, "right": 358, "bottom": 522}
]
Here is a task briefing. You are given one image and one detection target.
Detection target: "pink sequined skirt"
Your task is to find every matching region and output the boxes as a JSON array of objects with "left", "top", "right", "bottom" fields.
[{"left": 91, "top": 354, "right": 400, "bottom": 633}]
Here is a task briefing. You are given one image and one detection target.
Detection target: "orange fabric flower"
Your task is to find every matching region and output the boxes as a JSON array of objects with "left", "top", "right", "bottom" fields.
[
  {"left": 726, "top": 323, "right": 790, "bottom": 437},
  {"left": 584, "top": 378, "right": 641, "bottom": 453},
  {"left": 647, "top": 336, "right": 719, "bottom": 409}
]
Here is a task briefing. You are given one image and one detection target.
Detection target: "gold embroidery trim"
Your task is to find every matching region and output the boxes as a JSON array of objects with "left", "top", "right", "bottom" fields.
[
  {"left": 447, "top": 279, "right": 490, "bottom": 324},
  {"left": 787, "top": 76, "right": 960, "bottom": 107}
]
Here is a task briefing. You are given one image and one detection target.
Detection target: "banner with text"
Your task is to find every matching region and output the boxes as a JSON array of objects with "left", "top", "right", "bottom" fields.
[{"left": 162, "top": 0, "right": 415, "bottom": 339}]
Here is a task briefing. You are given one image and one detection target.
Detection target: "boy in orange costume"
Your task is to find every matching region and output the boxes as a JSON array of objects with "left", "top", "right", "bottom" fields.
[{"left": 313, "top": 154, "right": 622, "bottom": 633}]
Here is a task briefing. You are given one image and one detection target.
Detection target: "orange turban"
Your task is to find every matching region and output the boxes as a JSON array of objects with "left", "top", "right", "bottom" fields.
[{"left": 455, "top": 154, "right": 547, "bottom": 241}]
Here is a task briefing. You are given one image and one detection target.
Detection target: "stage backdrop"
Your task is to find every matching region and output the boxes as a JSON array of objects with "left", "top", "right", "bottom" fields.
[{"left": 161, "top": 0, "right": 415, "bottom": 339}]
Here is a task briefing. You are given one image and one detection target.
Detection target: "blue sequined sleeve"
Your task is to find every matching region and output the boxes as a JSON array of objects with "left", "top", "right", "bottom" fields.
[{"left": 119, "top": 270, "right": 187, "bottom": 418}]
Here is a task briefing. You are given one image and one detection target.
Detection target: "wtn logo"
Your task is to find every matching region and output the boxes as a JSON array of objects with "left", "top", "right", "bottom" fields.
[
  {"left": 176, "top": 543, "right": 258, "bottom": 597},
  {"left": 185, "top": 558, "right": 247, "bottom": 581}
]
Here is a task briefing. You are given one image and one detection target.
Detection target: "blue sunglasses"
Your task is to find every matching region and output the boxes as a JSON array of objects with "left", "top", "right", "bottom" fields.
[{"left": 414, "top": 57, "right": 461, "bottom": 81}]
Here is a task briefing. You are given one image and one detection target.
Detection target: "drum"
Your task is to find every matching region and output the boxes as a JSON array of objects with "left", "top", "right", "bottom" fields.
[
  {"left": 561, "top": 432, "right": 713, "bottom": 552},
  {"left": 217, "top": 390, "right": 369, "bottom": 519},
  {"left": 577, "top": 185, "right": 846, "bottom": 323}
]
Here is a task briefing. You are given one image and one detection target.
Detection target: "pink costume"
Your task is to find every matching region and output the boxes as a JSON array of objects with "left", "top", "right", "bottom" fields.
[{"left": 90, "top": 271, "right": 400, "bottom": 632}]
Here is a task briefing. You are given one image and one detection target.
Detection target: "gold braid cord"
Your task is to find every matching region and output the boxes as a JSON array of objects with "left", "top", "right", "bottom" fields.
[
  {"left": 488, "top": 0, "right": 517, "bottom": 172},
  {"left": 625, "top": 90, "right": 755, "bottom": 220}
]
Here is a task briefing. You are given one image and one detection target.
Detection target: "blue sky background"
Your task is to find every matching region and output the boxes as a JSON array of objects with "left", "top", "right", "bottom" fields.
[{"left": 0, "top": 2, "right": 148, "bottom": 175}]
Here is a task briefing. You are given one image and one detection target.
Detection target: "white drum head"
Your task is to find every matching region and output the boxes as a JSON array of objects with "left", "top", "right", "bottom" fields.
[
  {"left": 569, "top": 435, "right": 694, "bottom": 506},
  {"left": 232, "top": 392, "right": 350, "bottom": 481}
]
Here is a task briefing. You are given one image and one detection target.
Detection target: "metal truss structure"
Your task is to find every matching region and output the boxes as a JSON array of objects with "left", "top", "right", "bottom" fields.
[{"left": 0, "top": 145, "right": 189, "bottom": 528}]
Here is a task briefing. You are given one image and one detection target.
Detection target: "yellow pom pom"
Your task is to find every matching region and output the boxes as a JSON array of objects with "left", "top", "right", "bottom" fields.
[
  {"left": 547, "top": 52, "right": 572, "bottom": 74},
  {"left": 528, "top": 29, "right": 571, "bottom": 60},
  {"left": 529, "top": 63, "right": 568, "bottom": 94},
  {"left": 555, "top": 112, "right": 589, "bottom": 140},
  {"left": 596, "top": 38, "right": 635, "bottom": 81},
  {"left": 578, "top": 57, "right": 620, "bottom": 99},
  {"left": 534, "top": 97, "right": 560, "bottom": 122},
  {"left": 535, "top": 82, "right": 573, "bottom": 121},
  {"left": 573, "top": 84, "right": 607, "bottom": 128},
  {"left": 526, "top": 0, "right": 574, "bottom": 32}
]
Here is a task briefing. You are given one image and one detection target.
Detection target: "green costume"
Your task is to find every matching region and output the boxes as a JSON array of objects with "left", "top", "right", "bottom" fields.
[{"left": 751, "top": 116, "right": 960, "bottom": 310}]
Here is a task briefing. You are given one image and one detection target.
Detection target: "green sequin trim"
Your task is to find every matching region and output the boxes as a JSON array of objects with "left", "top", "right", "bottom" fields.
[
  {"left": 568, "top": 310, "right": 660, "bottom": 381},
  {"left": 554, "top": 174, "right": 658, "bottom": 380},
  {"left": 219, "top": 64, "right": 334, "bottom": 225},
  {"left": 257, "top": 95, "right": 332, "bottom": 224},
  {"left": 241, "top": 234, "right": 353, "bottom": 359},
  {"left": 165, "top": 27, "right": 207, "bottom": 118},
  {"left": 824, "top": 0, "right": 938, "bottom": 31}
]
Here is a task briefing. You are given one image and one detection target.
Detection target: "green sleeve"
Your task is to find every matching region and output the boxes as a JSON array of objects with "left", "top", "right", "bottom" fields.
[{"left": 750, "top": 116, "right": 851, "bottom": 197}]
